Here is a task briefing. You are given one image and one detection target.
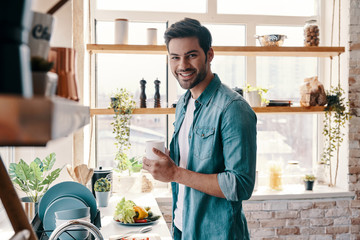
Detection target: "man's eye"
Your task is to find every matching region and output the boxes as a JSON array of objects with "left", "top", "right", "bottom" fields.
[
  {"left": 189, "top": 54, "right": 197, "bottom": 58},
  {"left": 171, "top": 56, "right": 179, "bottom": 60}
]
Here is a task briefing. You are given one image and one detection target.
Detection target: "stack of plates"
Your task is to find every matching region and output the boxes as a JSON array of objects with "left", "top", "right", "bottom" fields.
[
  {"left": 38, "top": 181, "right": 97, "bottom": 237},
  {"left": 267, "top": 100, "right": 292, "bottom": 107}
]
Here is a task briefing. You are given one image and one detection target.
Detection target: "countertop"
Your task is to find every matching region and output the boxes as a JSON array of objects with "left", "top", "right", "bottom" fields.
[{"left": 0, "top": 192, "right": 172, "bottom": 240}]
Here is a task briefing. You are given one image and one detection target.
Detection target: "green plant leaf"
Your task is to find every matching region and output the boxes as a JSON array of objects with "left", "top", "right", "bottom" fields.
[
  {"left": 43, "top": 153, "right": 56, "bottom": 171},
  {"left": 42, "top": 168, "right": 61, "bottom": 186},
  {"left": 15, "top": 160, "right": 31, "bottom": 182}
]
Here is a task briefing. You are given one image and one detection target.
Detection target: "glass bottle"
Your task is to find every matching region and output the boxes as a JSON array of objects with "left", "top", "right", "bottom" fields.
[
  {"left": 304, "top": 20, "right": 320, "bottom": 46},
  {"left": 269, "top": 161, "right": 283, "bottom": 191}
]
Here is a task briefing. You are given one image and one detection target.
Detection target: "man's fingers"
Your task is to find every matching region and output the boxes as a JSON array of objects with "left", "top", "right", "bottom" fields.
[{"left": 153, "top": 147, "right": 167, "bottom": 157}]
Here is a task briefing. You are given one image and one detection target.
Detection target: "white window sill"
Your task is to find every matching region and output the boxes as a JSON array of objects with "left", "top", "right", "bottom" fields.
[
  {"left": 249, "top": 184, "right": 355, "bottom": 201},
  {"left": 152, "top": 184, "right": 355, "bottom": 202}
]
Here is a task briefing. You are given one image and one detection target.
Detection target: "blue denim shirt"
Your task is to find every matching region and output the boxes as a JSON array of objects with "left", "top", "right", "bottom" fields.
[{"left": 170, "top": 74, "right": 257, "bottom": 240}]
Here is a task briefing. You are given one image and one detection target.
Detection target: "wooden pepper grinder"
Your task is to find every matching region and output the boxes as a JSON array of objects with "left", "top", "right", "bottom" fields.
[
  {"left": 154, "top": 78, "right": 161, "bottom": 108},
  {"left": 140, "top": 78, "right": 147, "bottom": 108}
]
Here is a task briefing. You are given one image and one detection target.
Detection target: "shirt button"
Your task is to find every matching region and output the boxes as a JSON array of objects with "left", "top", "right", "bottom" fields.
[
  {"left": 189, "top": 135, "right": 191, "bottom": 139},
  {"left": 202, "top": 134, "right": 204, "bottom": 137}
]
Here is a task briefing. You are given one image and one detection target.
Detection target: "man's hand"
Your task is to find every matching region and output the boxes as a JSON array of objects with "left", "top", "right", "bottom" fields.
[{"left": 142, "top": 148, "right": 179, "bottom": 182}]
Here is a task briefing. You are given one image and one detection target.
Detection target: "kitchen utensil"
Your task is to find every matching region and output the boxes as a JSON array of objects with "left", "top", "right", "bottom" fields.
[
  {"left": 66, "top": 164, "right": 76, "bottom": 181},
  {"left": 109, "top": 226, "right": 152, "bottom": 240},
  {"left": 38, "top": 181, "right": 97, "bottom": 222},
  {"left": 48, "top": 47, "right": 79, "bottom": 101},
  {"left": 255, "top": 34, "right": 287, "bottom": 47},
  {"left": 91, "top": 167, "right": 112, "bottom": 197},
  {"left": 74, "top": 164, "right": 92, "bottom": 185},
  {"left": 43, "top": 196, "right": 87, "bottom": 236},
  {"left": 55, "top": 207, "right": 90, "bottom": 220},
  {"left": 85, "top": 168, "right": 94, "bottom": 185}
]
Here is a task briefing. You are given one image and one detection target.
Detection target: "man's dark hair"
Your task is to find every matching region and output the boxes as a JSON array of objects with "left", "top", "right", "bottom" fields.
[{"left": 164, "top": 18, "right": 212, "bottom": 55}]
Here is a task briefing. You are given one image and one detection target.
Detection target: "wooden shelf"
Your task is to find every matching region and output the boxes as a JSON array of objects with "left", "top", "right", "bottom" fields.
[
  {"left": 87, "top": 44, "right": 345, "bottom": 57},
  {"left": 0, "top": 96, "right": 90, "bottom": 146},
  {"left": 90, "top": 108, "right": 176, "bottom": 116},
  {"left": 90, "top": 106, "right": 325, "bottom": 116}
]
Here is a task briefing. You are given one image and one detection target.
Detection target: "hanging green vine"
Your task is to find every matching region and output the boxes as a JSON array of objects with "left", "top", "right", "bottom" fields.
[
  {"left": 109, "top": 88, "right": 136, "bottom": 172},
  {"left": 321, "top": 86, "right": 351, "bottom": 186}
]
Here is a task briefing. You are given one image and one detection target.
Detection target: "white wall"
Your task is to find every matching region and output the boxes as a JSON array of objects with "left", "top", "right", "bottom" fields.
[
  {"left": 31, "top": 0, "right": 72, "bottom": 48},
  {"left": 12, "top": 0, "right": 75, "bottom": 186}
]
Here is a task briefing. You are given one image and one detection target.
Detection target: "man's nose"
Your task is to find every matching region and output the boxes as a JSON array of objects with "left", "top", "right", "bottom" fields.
[{"left": 178, "top": 58, "right": 190, "bottom": 70}]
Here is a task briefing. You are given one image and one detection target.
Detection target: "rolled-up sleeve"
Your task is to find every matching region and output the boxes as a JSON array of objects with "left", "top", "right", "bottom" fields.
[{"left": 217, "top": 100, "right": 257, "bottom": 202}]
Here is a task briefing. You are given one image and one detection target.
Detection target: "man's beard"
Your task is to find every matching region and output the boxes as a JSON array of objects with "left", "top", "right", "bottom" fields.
[{"left": 176, "top": 63, "right": 208, "bottom": 90}]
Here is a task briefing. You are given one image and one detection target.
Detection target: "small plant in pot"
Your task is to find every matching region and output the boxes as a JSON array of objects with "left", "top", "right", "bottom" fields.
[
  {"left": 244, "top": 84, "right": 269, "bottom": 107},
  {"left": 8, "top": 153, "right": 62, "bottom": 220},
  {"left": 94, "top": 177, "right": 111, "bottom": 207},
  {"left": 303, "top": 174, "right": 316, "bottom": 191}
]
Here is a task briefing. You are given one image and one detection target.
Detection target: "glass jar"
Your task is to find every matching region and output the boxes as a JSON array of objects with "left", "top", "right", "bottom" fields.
[
  {"left": 284, "top": 160, "right": 302, "bottom": 184},
  {"left": 304, "top": 20, "right": 320, "bottom": 46},
  {"left": 268, "top": 161, "right": 283, "bottom": 191}
]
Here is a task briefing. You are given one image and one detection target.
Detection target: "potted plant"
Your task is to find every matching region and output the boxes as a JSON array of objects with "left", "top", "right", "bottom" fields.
[
  {"left": 8, "top": 153, "right": 62, "bottom": 220},
  {"left": 109, "top": 88, "right": 136, "bottom": 173},
  {"left": 31, "top": 56, "right": 58, "bottom": 97},
  {"left": 303, "top": 174, "right": 316, "bottom": 190},
  {"left": 94, "top": 177, "right": 111, "bottom": 207},
  {"left": 321, "top": 86, "right": 351, "bottom": 187},
  {"left": 244, "top": 84, "right": 269, "bottom": 107}
]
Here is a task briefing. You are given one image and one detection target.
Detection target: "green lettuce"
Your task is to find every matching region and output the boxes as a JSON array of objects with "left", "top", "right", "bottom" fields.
[{"left": 114, "top": 197, "right": 136, "bottom": 223}]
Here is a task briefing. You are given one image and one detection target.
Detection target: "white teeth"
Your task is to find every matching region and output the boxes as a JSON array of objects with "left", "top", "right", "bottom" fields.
[{"left": 180, "top": 72, "right": 193, "bottom": 77}]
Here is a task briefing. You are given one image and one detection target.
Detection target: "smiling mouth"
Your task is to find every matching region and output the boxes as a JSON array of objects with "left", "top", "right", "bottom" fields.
[{"left": 178, "top": 70, "right": 195, "bottom": 79}]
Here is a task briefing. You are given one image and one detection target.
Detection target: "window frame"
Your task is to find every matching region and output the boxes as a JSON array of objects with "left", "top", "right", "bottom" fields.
[{"left": 86, "top": 0, "right": 349, "bottom": 193}]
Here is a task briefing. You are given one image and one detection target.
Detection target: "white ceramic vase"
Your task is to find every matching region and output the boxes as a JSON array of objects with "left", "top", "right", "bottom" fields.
[{"left": 246, "top": 91, "right": 262, "bottom": 107}]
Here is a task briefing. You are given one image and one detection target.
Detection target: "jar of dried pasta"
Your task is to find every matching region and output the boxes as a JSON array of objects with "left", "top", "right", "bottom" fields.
[{"left": 304, "top": 20, "right": 319, "bottom": 46}]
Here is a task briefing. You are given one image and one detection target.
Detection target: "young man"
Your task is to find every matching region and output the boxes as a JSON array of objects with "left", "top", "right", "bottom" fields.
[{"left": 143, "top": 18, "right": 257, "bottom": 240}]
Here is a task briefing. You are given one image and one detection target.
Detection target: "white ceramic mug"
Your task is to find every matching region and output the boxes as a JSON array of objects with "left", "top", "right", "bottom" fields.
[
  {"left": 28, "top": 12, "right": 54, "bottom": 59},
  {"left": 146, "top": 140, "right": 165, "bottom": 160},
  {"left": 147, "top": 28, "right": 157, "bottom": 45},
  {"left": 114, "top": 18, "right": 128, "bottom": 44}
]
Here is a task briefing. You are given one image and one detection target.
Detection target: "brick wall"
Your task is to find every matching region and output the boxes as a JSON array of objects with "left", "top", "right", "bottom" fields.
[{"left": 243, "top": 198, "right": 357, "bottom": 239}]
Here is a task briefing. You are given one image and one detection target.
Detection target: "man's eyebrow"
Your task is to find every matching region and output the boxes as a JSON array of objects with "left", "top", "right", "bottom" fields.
[{"left": 169, "top": 50, "right": 199, "bottom": 56}]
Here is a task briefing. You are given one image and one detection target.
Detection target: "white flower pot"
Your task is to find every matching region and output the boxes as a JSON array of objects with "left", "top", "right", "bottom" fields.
[
  {"left": 246, "top": 91, "right": 262, "bottom": 107},
  {"left": 95, "top": 191, "right": 110, "bottom": 207}
]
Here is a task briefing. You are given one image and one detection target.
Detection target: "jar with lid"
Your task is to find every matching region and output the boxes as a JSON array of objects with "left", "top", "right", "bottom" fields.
[
  {"left": 304, "top": 20, "right": 320, "bottom": 46},
  {"left": 284, "top": 160, "right": 302, "bottom": 185}
]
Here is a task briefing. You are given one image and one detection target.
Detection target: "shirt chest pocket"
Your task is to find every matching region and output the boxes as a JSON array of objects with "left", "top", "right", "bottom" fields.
[{"left": 194, "top": 127, "right": 215, "bottom": 160}]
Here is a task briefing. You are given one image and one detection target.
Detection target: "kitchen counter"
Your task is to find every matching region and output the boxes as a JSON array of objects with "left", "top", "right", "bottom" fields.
[
  {"left": 0, "top": 192, "right": 172, "bottom": 240},
  {"left": 100, "top": 193, "right": 172, "bottom": 240}
]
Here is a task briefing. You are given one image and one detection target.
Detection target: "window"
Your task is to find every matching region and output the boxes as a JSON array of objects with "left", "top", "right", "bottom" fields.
[
  {"left": 89, "top": 0, "right": 341, "bottom": 192},
  {"left": 218, "top": 0, "right": 317, "bottom": 16}
]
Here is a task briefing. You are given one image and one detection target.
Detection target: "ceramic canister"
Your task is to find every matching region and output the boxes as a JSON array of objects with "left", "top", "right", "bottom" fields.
[
  {"left": 114, "top": 18, "right": 128, "bottom": 44},
  {"left": 91, "top": 167, "right": 113, "bottom": 197},
  {"left": 147, "top": 28, "right": 157, "bottom": 45},
  {"left": 28, "top": 12, "right": 54, "bottom": 59}
]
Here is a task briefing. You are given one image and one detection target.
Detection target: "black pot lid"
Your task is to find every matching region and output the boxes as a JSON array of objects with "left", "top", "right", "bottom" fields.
[{"left": 94, "top": 166, "right": 112, "bottom": 174}]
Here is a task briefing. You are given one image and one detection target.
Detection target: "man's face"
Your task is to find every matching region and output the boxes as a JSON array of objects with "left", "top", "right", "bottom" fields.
[{"left": 168, "top": 37, "right": 211, "bottom": 90}]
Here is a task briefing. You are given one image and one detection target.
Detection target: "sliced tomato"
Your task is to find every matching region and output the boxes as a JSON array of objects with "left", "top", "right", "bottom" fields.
[{"left": 134, "top": 219, "right": 147, "bottom": 223}]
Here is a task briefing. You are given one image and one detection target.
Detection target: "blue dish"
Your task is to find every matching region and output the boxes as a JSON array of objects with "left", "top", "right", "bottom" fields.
[
  {"left": 55, "top": 207, "right": 90, "bottom": 220},
  {"left": 39, "top": 181, "right": 97, "bottom": 222},
  {"left": 43, "top": 196, "right": 87, "bottom": 236}
]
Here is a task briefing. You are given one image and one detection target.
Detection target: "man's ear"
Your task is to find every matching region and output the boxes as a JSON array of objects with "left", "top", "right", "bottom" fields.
[{"left": 207, "top": 48, "right": 214, "bottom": 62}]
